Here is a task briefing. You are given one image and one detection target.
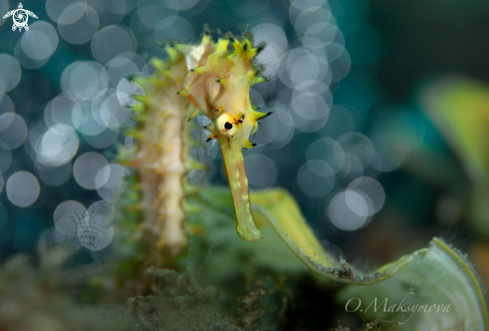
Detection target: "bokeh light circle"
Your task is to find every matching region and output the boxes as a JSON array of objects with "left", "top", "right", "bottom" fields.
[
  {"left": 154, "top": 16, "right": 194, "bottom": 42},
  {"left": 306, "top": 138, "right": 345, "bottom": 173},
  {"left": 6, "top": 171, "right": 40, "bottom": 207},
  {"left": 36, "top": 124, "right": 79, "bottom": 167},
  {"left": 44, "top": 94, "right": 76, "bottom": 127},
  {"left": 163, "top": 0, "right": 200, "bottom": 10},
  {"left": 38, "top": 162, "right": 72, "bottom": 186},
  {"left": 0, "top": 54, "right": 21, "bottom": 93},
  {"left": 290, "top": 0, "right": 326, "bottom": 11},
  {"left": 91, "top": 25, "right": 137, "bottom": 64},
  {"left": 53, "top": 200, "right": 87, "bottom": 241},
  {"left": 0, "top": 94, "right": 15, "bottom": 115},
  {"left": 347, "top": 177, "right": 385, "bottom": 215},
  {"left": 245, "top": 154, "right": 277, "bottom": 189},
  {"left": 97, "top": 164, "right": 127, "bottom": 202},
  {"left": 58, "top": 4, "right": 99, "bottom": 45},
  {"left": 73, "top": 152, "right": 109, "bottom": 190},
  {"left": 46, "top": 0, "right": 86, "bottom": 23},
  {"left": 61, "top": 61, "right": 109, "bottom": 101},
  {"left": 21, "top": 21, "right": 59, "bottom": 60},
  {"left": 328, "top": 191, "right": 369, "bottom": 231},
  {"left": 71, "top": 101, "right": 106, "bottom": 136},
  {"left": 0, "top": 113, "right": 28, "bottom": 149},
  {"left": 297, "top": 160, "right": 335, "bottom": 198}
]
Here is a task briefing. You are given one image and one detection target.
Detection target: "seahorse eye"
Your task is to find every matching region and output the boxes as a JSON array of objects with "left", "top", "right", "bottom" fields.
[{"left": 216, "top": 113, "right": 238, "bottom": 137}]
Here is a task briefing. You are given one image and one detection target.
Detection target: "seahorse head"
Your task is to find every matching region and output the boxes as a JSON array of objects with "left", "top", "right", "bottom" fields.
[{"left": 178, "top": 34, "right": 271, "bottom": 242}]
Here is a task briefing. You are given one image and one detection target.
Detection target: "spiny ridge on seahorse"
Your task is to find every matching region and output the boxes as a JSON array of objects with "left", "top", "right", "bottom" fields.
[{"left": 121, "top": 35, "right": 213, "bottom": 261}]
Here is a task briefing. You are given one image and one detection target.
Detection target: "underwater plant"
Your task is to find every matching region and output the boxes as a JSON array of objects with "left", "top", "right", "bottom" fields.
[{"left": 117, "top": 29, "right": 488, "bottom": 329}]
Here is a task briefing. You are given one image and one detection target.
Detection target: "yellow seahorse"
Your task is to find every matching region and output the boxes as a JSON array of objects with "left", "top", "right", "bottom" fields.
[{"left": 123, "top": 29, "right": 269, "bottom": 264}]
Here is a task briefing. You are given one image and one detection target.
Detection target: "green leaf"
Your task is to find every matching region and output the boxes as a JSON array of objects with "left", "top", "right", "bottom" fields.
[
  {"left": 421, "top": 78, "right": 489, "bottom": 187},
  {"left": 337, "top": 238, "right": 488, "bottom": 330},
  {"left": 421, "top": 77, "right": 489, "bottom": 235},
  {"left": 250, "top": 188, "right": 432, "bottom": 284},
  {"left": 192, "top": 187, "right": 427, "bottom": 285}
]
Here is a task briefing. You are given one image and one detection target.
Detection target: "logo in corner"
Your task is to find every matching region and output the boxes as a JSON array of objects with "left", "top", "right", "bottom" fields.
[{"left": 2, "top": 3, "right": 37, "bottom": 32}]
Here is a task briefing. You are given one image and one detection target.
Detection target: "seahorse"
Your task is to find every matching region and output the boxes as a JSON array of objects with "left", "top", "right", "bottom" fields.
[{"left": 121, "top": 29, "right": 269, "bottom": 266}]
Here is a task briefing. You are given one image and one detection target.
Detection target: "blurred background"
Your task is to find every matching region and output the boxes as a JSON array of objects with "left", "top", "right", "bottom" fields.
[{"left": 1, "top": 0, "right": 489, "bottom": 290}]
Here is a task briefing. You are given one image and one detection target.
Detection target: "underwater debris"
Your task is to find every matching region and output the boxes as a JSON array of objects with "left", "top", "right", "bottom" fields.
[
  {"left": 125, "top": 267, "right": 268, "bottom": 331},
  {"left": 0, "top": 254, "right": 131, "bottom": 331},
  {"left": 329, "top": 319, "right": 400, "bottom": 331}
]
